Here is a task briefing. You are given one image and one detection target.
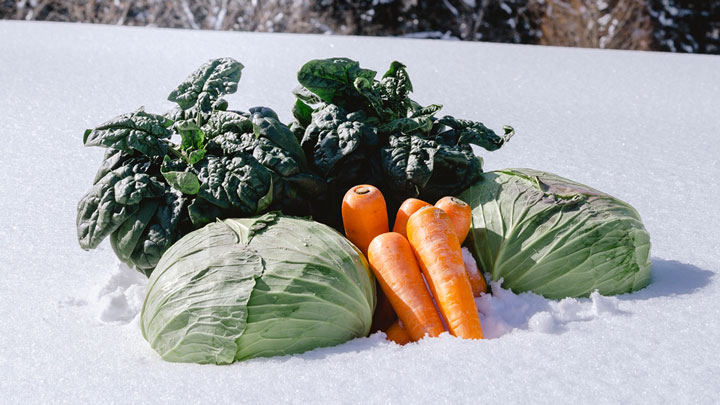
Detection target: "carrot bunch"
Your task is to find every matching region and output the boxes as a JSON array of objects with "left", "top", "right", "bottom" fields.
[{"left": 342, "top": 185, "right": 487, "bottom": 345}]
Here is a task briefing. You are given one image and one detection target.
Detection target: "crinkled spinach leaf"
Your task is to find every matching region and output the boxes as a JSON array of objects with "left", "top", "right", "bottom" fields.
[
  {"left": 196, "top": 154, "right": 273, "bottom": 216},
  {"left": 380, "top": 134, "right": 437, "bottom": 198},
  {"left": 83, "top": 108, "right": 172, "bottom": 157},
  {"left": 252, "top": 115, "right": 308, "bottom": 169},
  {"left": 437, "top": 116, "right": 514, "bottom": 151},
  {"left": 77, "top": 163, "right": 165, "bottom": 250},
  {"left": 110, "top": 198, "right": 160, "bottom": 263},
  {"left": 302, "top": 104, "right": 377, "bottom": 177},
  {"left": 168, "top": 57, "right": 244, "bottom": 113},
  {"left": 297, "top": 58, "right": 376, "bottom": 105},
  {"left": 129, "top": 191, "right": 187, "bottom": 275}
]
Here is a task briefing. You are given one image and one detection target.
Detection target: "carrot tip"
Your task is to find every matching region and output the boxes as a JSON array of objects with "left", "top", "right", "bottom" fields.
[{"left": 354, "top": 186, "right": 371, "bottom": 194}]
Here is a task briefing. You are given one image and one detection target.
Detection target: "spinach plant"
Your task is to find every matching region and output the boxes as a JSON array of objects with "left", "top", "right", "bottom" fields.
[
  {"left": 290, "top": 58, "right": 514, "bottom": 228},
  {"left": 77, "top": 58, "right": 325, "bottom": 276}
]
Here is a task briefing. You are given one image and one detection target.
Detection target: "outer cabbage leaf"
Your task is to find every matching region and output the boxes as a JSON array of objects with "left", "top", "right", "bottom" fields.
[
  {"left": 141, "top": 214, "right": 375, "bottom": 364},
  {"left": 460, "top": 168, "right": 652, "bottom": 299}
]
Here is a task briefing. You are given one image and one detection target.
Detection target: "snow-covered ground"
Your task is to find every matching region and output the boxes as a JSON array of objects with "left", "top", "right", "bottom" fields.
[{"left": 1, "top": 21, "right": 719, "bottom": 403}]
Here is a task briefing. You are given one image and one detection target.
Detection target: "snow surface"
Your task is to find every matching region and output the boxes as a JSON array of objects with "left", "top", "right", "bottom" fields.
[{"left": 1, "top": 21, "right": 720, "bottom": 403}]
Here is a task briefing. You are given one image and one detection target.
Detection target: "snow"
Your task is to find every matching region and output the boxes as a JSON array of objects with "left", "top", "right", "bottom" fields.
[{"left": 2, "top": 20, "right": 720, "bottom": 402}]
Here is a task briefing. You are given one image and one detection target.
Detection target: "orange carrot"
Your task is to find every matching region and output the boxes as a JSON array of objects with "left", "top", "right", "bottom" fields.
[
  {"left": 435, "top": 196, "right": 472, "bottom": 244},
  {"left": 406, "top": 207, "right": 484, "bottom": 339},
  {"left": 368, "top": 232, "right": 446, "bottom": 341},
  {"left": 385, "top": 320, "right": 411, "bottom": 345},
  {"left": 462, "top": 249, "right": 487, "bottom": 297},
  {"left": 341, "top": 184, "right": 389, "bottom": 256},
  {"left": 392, "top": 198, "right": 431, "bottom": 238},
  {"left": 370, "top": 289, "right": 397, "bottom": 333}
]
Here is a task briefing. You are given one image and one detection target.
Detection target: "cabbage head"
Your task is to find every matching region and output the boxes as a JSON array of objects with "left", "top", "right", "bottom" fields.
[
  {"left": 140, "top": 213, "right": 376, "bottom": 364},
  {"left": 460, "top": 168, "right": 651, "bottom": 299}
]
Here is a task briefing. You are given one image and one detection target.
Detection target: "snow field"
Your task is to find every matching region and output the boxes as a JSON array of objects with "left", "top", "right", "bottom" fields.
[{"left": 1, "top": 21, "right": 719, "bottom": 403}]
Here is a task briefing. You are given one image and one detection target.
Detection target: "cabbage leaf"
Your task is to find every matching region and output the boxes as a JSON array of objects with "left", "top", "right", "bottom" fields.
[
  {"left": 460, "top": 168, "right": 652, "bottom": 299},
  {"left": 141, "top": 213, "right": 375, "bottom": 364}
]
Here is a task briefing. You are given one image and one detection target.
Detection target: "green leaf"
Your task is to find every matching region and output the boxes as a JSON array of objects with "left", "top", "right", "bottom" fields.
[
  {"left": 77, "top": 163, "right": 165, "bottom": 250},
  {"left": 380, "top": 134, "right": 437, "bottom": 198},
  {"left": 168, "top": 57, "right": 244, "bottom": 113},
  {"left": 292, "top": 99, "right": 314, "bottom": 128},
  {"left": 175, "top": 120, "right": 205, "bottom": 151},
  {"left": 292, "top": 85, "right": 323, "bottom": 106},
  {"left": 202, "top": 110, "right": 253, "bottom": 139},
  {"left": 460, "top": 169, "right": 652, "bottom": 299},
  {"left": 83, "top": 108, "right": 172, "bottom": 157},
  {"left": 141, "top": 215, "right": 375, "bottom": 364},
  {"left": 382, "top": 60, "right": 413, "bottom": 97},
  {"left": 130, "top": 191, "right": 187, "bottom": 275},
  {"left": 297, "top": 58, "right": 376, "bottom": 104},
  {"left": 302, "top": 104, "right": 378, "bottom": 178},
  {"left": 252, "top": 115, "right": 308, "bottom": 169},
  {"left": 248, "top": 106, "right": 279, "bottom": 121},
  {"left": 161, "top": 156, "right": 200, "bottom": 195},
  {"left": 196, "top": 154, "right": 273, "bottom": 216},
  {"left": 438, "top": 116, "right": 513, "bottom": 151},
  {"left": 110, "top": 198, "right": 161, "bottom": 263},
  {"left": 187, "top": 196, "right": 226, "bottom": 228},
  {"left": 93, "top": 149, "right": 130, "bottom": 184},
  {"left": 255, "top": 178, "right": 274, "bottom": 214},
  {"left": 421, "top": 146, "right": 483, "bottom": 201}
]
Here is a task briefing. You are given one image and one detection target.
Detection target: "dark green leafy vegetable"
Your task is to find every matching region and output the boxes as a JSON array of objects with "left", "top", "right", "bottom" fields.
[
  {"left": 292, "top": 57, "right": 514, "bottom": 226},
  {"left": 196, "top": 154, "right": 272, "bottom": 215},
  {"left": 168, "top": 57, "right": 243, "bottom": 114},
  {"left": 78, "top": 58, "right": 325, "bottom": 276},
  {"left": 82, "top": 109, "right": 172, "bottom": 157},
  {"left": 77, "top": 163, "right": 165, "bottom": 250},
  {"left": 296, "top": 57, "right": 376, "bottom": 105}
]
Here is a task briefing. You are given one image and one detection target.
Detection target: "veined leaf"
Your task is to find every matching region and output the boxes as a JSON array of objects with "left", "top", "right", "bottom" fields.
[
  {"left": 168, "top": 57, "right": 244, "bottom": 113},
  {"left": 83, "top": 108, "right": 172, "bottom": 157}
]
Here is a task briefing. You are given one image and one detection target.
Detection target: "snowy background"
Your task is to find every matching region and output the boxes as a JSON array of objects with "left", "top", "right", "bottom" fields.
[{"left": 1, "top": 21, "right": 719, "bottom": 402}]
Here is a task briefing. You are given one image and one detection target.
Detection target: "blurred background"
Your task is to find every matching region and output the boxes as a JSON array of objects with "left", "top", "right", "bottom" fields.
[{"left": 1, "top": 0, "right": 718, "bottom": 54}]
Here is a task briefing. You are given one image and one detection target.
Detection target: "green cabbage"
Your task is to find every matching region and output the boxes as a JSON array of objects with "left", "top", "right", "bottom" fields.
[
  {"left": 140, "top": 213, "right": 375, "bottom": 364},
  {"left": 460, "top": 168, "right": 651, "bottom": 299}
]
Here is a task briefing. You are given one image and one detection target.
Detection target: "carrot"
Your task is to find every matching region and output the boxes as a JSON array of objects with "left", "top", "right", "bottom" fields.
[
  {"left": 392, "top": 198, "right": 431, "bottom": 238},
  {"left": 341, "top": 184, "right": 389, "bottom": 256},
  {"left": 436, "top": 198, "right": 483, "bottom": 296},
  {"left": 385, "top": 320, "right": 411, "bottom": 345},
  {"left": 370, "top": 289, "right": 397, "bottom": 333},
  {"left": 406, "top": 206, "right": 484, "bottom": 339},
  {"left": 462, "top": 248, "right": 487, "bottom": 297},
  {"left": 368, "top": 232, "right": 446, "bottom": 341},
  {"left": 435, "top": 196, "right": 472, "bottom": 244}
]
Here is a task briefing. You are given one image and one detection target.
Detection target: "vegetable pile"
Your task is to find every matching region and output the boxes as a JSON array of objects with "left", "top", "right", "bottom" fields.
[{"left": 77, "top": 57, "right": 652, "bottom": 364}]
